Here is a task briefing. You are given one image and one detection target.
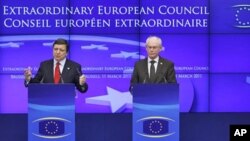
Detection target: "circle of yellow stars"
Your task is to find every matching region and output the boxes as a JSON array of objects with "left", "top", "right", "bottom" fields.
[
  {"left": 235, "top": 7, "right": 250, "bottom": 26},
  {"left": 45, "top": 121, "right": 59, "bottom": 135},
  {"left": 149, "top": 120, "right": 163, "bottom": 134}
]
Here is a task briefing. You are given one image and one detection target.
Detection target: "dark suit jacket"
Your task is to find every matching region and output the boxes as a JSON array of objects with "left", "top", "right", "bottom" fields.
[
  {"left": 27, "top": 59, "right": 88, "bottom": 93},
  {"left": 130, "top": 57, "right": 177, "bottom": 85}
]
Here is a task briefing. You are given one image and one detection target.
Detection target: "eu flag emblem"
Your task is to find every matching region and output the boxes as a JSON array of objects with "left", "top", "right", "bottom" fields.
[
  {"left": 143, "top": 119, "right": 168, "bottom": 135},
  {"left": 232, "top": 5, "right": 250, "bottom": 28},
  {"left": 39, "top": 120, "right": 65, "bottom": 136}
]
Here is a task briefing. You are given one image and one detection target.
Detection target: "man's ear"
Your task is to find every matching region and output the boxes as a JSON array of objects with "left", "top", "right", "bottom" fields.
[{"left": 160, "top": 46, "right": 163, "bottom": 51}]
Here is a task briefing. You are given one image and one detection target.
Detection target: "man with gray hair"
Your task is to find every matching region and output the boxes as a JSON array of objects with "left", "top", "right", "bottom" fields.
[{"left": 130, "top": 36, "right": 176, "bottom": 87}]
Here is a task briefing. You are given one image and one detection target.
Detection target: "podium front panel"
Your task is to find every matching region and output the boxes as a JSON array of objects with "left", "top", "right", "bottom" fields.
[
  {"left": 28, "top": 84, "right": 75, "bottom": 141},
  {"left": 132, "top": 84, "right": 179, "bottom": 141}
]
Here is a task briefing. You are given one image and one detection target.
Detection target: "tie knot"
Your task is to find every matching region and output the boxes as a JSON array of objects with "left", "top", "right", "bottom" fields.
[
  {"left": 56, "top": 62, "right": 60, "bottom": 66},
  {"left": 150, "top": 60, "right": 155, "bottom": 64}
]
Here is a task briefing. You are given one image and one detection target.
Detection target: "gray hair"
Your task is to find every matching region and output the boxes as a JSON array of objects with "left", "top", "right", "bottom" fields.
[{"left": 145, "top": 36, "right": 162, "bottom": 47}]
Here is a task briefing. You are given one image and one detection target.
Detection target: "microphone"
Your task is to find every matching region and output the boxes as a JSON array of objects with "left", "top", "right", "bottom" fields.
[
  {"left": 40, "top": 75, "right": 44, "bottom": 83},
  {"left": 76, "top": 66, "right": 86, "bottom": 83},
  {"left": 76, "top": 67, "right": 82, "bottom": 76},
  {"left": 163, "top": 76, "right": 167, "bottom": 83},
  {"left": 143, "top": 72, "right": 148, "bottom": 84},
  {"left": 161, "top": 72, "right": 167, "bottom": 83},
  {"left": 59, "top": 71, "right": 64, "bottom": 84},
  {"left": 76, "top": 66, "right": 87, "bottom": 92},
  {"left": 76, "top": 66, "right": 86, "bottom": 82}
]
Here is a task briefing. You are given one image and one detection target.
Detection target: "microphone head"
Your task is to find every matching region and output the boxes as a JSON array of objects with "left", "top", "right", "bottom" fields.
[
  {"left": 76, "top": 67, "right": 82, "bottom": 76},
  {"left": 59, "top": 71, "right": 64, "bottom": 84},
  {"left": 143, "top": 72, "right": 148, "bottom": 84}
]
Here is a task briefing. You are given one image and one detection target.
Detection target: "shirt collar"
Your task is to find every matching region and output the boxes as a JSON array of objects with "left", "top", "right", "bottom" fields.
[
  {"left": 148, "top": 56, "right": 159, "bottom": 63},
  {"left": 54, "top": 58, "right": 66, "bottom": 66}
]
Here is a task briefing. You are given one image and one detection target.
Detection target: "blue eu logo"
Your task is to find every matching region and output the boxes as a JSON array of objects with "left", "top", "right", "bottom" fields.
[
  {"left": 136, "top": 116, "right": 175, "bottom": 138},
  {"left": 232, "top": 5, "right": 250, "bottom": 28},
  {"left": 32, "top": 117, "right": 71, "bottom": 139},
  {"left": 143, "top": 119, "right": 168, "bottom": 135},
  {"left": 39, "top": 120, "right": 64, "bottom": 136}
]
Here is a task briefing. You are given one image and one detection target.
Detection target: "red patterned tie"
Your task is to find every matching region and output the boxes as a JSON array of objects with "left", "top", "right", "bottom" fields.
[{"left": 54, "top": 62, "right": 60, "bottom": 84}]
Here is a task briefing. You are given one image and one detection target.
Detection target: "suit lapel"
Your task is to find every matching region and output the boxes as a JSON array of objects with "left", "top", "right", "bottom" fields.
[
  {"left": 48, "top": 60, "right": 54, "bottom": 83},
  {"left": 155, "top": 58, "right": 164, "bottom": 83},
  {"left": 62, "top": 60, "right": 71, "bottom": 80},
  {"left": 144, "top": 58, "right": 149, "bottom": 82},
  {"left": 62, "top": 60, "right": 68, "bottom": 75}
]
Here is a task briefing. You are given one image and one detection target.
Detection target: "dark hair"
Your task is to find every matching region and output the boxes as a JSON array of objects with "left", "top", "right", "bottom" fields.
[{"left": 53, "top": 38, "right": 69, "bottom": 52}]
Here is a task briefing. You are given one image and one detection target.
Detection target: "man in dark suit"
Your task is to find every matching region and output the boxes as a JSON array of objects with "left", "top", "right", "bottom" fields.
[
  {"left": 130, "top": 36, "right": 176, "bottom": 86},
  {"left": 24, "top": 38, "right": 88, "bottom": 93}
]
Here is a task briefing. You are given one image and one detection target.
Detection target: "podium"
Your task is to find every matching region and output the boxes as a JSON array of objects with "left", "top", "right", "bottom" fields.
[
  {"left": 132, "top": 84, "right": 179, "bottom": 141},
  {"left": 28, "top": 84, "right": 75, "bottom": 141}
]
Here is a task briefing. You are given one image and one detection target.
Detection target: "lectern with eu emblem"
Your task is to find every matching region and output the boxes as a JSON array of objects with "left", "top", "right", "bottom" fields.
[
  {"left": 28, "top": 84, "right": 75, "bottom": 141},
  {"left": 132, "top": 84, "right": 179, "bottom": 141}
]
